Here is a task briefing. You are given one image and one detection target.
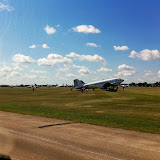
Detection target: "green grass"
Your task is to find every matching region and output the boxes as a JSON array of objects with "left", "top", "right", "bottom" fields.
[{"left": 0, "top": 87, "right": 160, "bottom": 134}]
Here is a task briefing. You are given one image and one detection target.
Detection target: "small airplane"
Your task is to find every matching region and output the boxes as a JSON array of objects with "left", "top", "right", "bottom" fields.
[
  {"left": 74, "top": 78, "right": 124, "bottom": 91},
  {"left": 27, "top": 84, "right": 39, "bottom": 88}
]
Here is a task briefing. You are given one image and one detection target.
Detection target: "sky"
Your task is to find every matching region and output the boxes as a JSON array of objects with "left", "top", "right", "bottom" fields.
[{"left": 0, "top": 0, "right": 160, "bottom": 85}]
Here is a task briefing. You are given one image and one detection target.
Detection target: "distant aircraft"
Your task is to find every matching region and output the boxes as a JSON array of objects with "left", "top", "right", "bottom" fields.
[
  {"left": 74, "top": 78, "right": 124, "bottom": 91},
  {"left": 27, "top": 84, "right": 39, "bottom": 88}
]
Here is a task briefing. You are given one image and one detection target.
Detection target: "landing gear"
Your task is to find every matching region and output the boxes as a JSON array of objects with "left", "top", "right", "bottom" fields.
[{"left": 106, "top": 86, "right": 118, "bottom": 92}]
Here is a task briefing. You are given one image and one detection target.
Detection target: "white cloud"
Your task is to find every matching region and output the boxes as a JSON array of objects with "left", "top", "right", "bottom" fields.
[
  {"left": 86, "top": 43, "right": 99, "bottom": 47},
  {"left": 29, "top": 44, "right": 36, "bottom": 49},
  {"left": 73, "top": 64, "right": 87, "bottom": 69},
  {"left": 20, "top": 74, "right": 37, "bottom": 80},
  {"left": 56, "top": 72, "right": 69, "bottom": 81},
  {"left": 29, "top": 44, "right": 50, "bottom": 49},
  {"left": 13, "top": 54, "right": 35, "bottom": 63},
  {"left": 144, "top": 70, "right": 154, "bottom": 76},
  {"left": 9, "top": 71, "right": 21, "bottom": 77},
  {"left": 118, "top": 64, "right": 135, "bottom": 71},
  {"left": 13, "top": 66, "right": 23, "bottom": 71},
  {"left": 73, "top": 65, "right": 89, "bottom": 75},
  {"left": 37, "top": 54, "right": 72, "bottom": 66},
  {"left": 40, "top": 76, "right": 50, "bottom": 80},
  {"left": 0, "top": 72, "right": 6, "bottom": 77},
  {"left": 66, "top": 52, "right": 79, "bottom": 59},
  {"left": 117, "top": 71, "right": 135, "bottom": 76},
  {"left": 30, "top": 70, "right": 48, "bottom": 74},
  {"left": 47, "top": 54, "right": 63, "bottom": 59},
  {"left": 66, "top": 73, "right": 76, "bottom": 77},
  {"left": 56, "top": 72, "right": 70, "bottom": 81},
  {"left": 97, "top": 67, "right": 112, "bottom": 72},
  {"left": 0, "top": 65, "right": 23, "bottom": 79},
  {"left": 135, "top": 78, "right": 144, "bottom": 83},
  {"left": 0, "top": 66, "right": 21, "bottom": 79},
  {"left": 42, "top": 44, "right": 50, "bottom": 49},
  {"left": 78, "top": 68, "right": 89, "bottom": 75},
  {"left": 117, "top": 64, "right": 136, "bottom": 76},
  {"left": 66, "top": 52, "right": 106, "bottom": 65},
  {"left": 0, "top": 66, "right": 12, "bottom": 72},
  {"left": 58, "top": 77, "right": 69, "bottom": 81},
  {"left": 79, "top": 54, "right": 106, "bottom": 65},
  {"left": 72, "top": 25, "right": 101, "bottom": 34},
  {"left": 37, "top": 58, "right": 51, "bottom": 66},
  {"left": 44, "top": 25, "right": 56, "bottom": 34},
  {"left": 113, "top": 46, "right": 129, "bottom": 50},
  {"left": 129, "top": 50, "right": 139, "bottom": 58},
  {"left": 144, "top": 73, "right": 153, "bottom": 76},
  {"left": 0, "top": 2, "right": 14, "bottom": 12},
  {"left": 129, "top": 49, "right": 160, "bottom": 60},
  {"left": 158, "top": 71, "right": 160, "bottom": 78},
  {"left": 58, "top": 68, "right": 70, "bottom": 72}
]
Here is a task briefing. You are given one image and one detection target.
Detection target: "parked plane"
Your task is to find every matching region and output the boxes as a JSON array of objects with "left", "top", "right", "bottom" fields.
[
  {"left": 74, "top": 78, "right": 124, "bottom": 91},
  {"left": 27, "top": 84, "right": 39, "bottom": 88}
]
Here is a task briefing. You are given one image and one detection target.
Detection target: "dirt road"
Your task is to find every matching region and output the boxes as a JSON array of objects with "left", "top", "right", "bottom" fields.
[{"left": 0, "top": 111, "right": 160, "bottom": 160}]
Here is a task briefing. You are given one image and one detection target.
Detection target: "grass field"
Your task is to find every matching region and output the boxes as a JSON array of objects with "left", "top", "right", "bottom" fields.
[{"left": 0, "top": 87, "right": 160, "bottom": 134}]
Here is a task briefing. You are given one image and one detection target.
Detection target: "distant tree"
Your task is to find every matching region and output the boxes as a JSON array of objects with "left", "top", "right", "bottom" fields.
[
  {"left": 129, "top": 82, "right": 136, "bottom": 86},
  {"left": 154, "top": 82, "right": 160, "bottom": 87},
  {"left": 143, "top": 82, "right": 148, "bottom": 87},
  {"left": 137, "top": 83, "right": 143, "bottom": 87}
]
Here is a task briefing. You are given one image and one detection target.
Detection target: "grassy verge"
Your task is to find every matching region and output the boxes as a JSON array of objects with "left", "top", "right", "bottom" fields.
[{"left": 0, "top": 87, "right": 160, "bottom": 134}]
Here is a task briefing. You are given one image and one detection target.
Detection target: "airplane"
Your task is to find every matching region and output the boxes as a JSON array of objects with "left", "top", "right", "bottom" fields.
[
  {"left": 27, "top": 84, "right": 39, "bottom": 88},
  {"left": 74, "top": 78, "right": 124, "bottom": 91}
]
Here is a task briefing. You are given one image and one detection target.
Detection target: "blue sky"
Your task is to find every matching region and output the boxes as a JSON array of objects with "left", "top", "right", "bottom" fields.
[{"left": 0, "top": 0, "right": 160, "bottom": 85}]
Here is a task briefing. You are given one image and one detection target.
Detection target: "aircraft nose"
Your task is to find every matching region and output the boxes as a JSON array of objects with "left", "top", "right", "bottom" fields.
[{"left": 118, "top": 79, "right": 124, "bottom": 83}]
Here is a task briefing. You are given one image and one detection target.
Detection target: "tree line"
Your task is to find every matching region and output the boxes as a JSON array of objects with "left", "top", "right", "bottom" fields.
[{"left": 128, "top": 82, "right": 160, "bottom": 87}]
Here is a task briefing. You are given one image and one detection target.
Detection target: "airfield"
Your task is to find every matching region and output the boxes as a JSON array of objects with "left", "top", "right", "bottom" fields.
[
  {"left": 0, "top": 87, "right": 160, "bottom": 159},
  {"left": 0, "top": 87, "right": 159, "bottom": 134}
]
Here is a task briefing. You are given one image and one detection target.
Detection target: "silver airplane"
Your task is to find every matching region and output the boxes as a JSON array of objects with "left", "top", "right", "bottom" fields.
[{"left": 74, "top": 78, "right": 124, "bottom": 91}]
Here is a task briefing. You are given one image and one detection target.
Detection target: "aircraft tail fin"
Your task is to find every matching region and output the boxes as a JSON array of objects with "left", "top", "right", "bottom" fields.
[{"left": 74, "top": 79, "right": 85, "bottom": 89}]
